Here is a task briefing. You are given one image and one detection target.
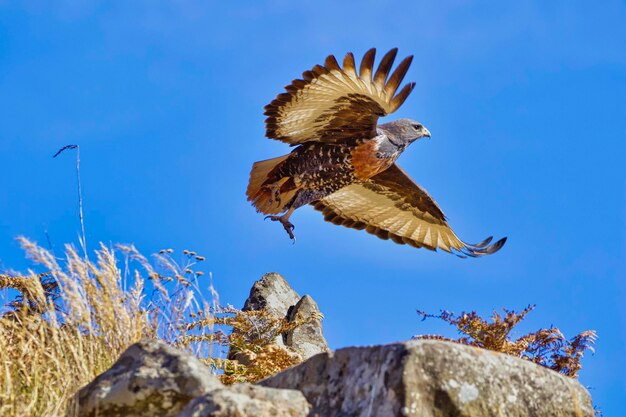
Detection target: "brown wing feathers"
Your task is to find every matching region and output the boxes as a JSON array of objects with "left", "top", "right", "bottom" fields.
[
  {"left": 312, "top": 164, "right": 507, "bottom": 258},
  {"left": 313, "top": 196, "right": 505, "bottom": 258},
  {"left": 373, "top": 49, "right": 397, "bottom": 93},
  {"left": 359, "top": 49, "right": 375, "bottom": 84},
  {"left": 264, "top": 48, "right": 415, "bottom": 145}
]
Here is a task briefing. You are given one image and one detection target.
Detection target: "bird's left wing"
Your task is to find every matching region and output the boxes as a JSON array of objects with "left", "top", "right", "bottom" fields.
[
  {"left": 312, "top": 164, "right": 506, "bottom": 257},
  {"left": 265, "top": 48, "right": 415, "bottom": 145}
]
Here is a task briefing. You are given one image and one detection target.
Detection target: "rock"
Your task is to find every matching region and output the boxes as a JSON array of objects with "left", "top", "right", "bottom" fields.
[
  {"left": 176, "top": 384, "right": 310, "bottom": 417},
  {"left": 239, "top": 272, "right": 301, "bottom": 348},
  {"left": 75, "top": 338, "right": 310, "bottom": 417},
  {"left": 75, "top": 339, "right": 220, "bottom": 417},
  {"left": 234, "top": 272, "right": 329, "bottom": 360},
  {"left": 260, "top": 339, "right": 594, "bottom": 417},
  {"left": 285, "top": 295, "right": 329, "bottom": 359},
  {"left": 243, "top": 272, "right": 301, "bottom": 320}
]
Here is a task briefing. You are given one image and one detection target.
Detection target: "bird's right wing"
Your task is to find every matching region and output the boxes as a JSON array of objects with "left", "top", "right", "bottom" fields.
[
  {"left": 312, "top": 164, "right": 506, "bottom": 257},
  {"left": 264, "top": 48, "right": 415, "bottom": 145}
]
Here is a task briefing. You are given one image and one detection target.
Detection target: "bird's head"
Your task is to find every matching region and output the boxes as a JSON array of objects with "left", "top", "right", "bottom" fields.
[{"left": 379, "top": 118, "right": 431, "bottom": 148}]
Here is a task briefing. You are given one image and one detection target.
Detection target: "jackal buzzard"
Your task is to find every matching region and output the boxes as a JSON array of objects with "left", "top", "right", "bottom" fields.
[{"left": 246, "top": 48, "right": 506, "bottom": 257}]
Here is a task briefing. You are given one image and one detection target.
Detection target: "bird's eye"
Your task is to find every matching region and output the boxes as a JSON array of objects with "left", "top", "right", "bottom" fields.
[{"left": 412, "top": 124, "right": 422, "bottom": 130}]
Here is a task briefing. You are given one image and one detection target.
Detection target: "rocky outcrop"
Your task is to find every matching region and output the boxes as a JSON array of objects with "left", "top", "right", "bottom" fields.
[
  {"left": 260, "top": 339, "right": 594, "bottom": 417},
  {"left": 75, "top": 339, "right": 221, "bottom": 417},
  {"left": 237, "top": 272, "right": 329, "bottom": 359},
  {"left": 177, "top": 384, "right": 310, "bottom": 417},
  {"left": 73, "top": 274, "right": 596, "bottom": 417},
  {"left": 74, "top": 273, "right": 328, "bottom": 417},
  {"left": 74, "top": 339, "right": 310, "bottom": 417}
]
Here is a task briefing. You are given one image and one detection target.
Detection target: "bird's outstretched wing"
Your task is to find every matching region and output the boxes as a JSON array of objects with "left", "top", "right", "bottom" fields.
[
  {"left": 265, "top": 48, "right": 415, "bottom": 145},
  {"left": 312, "top": 164, "right": 506, "bottom": 257}
]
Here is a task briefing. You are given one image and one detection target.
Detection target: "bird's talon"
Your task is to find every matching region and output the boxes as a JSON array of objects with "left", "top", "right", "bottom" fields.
[
  {"left": 282, "top": 221, "right": 296, "bottom": 240},
  {"left": 265, "top": 214, "right": 297, "bottom": 241}
]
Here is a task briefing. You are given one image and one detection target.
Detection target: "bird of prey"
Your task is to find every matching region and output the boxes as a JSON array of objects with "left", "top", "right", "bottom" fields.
[{"left": 246, "top": 48, "right": 506, "bottom": 257}]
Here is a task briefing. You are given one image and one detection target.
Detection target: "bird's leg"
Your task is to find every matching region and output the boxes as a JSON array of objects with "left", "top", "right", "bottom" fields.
[
  {"left": 265, "top": 207, "right": 296, "bottom": 242},
  {"left": 263, "top": 181, "right": 283, "bottom": 207}
]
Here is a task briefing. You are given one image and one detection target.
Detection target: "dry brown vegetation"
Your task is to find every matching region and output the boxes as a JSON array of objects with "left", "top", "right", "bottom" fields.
[
  {"left": 0, "top": 239, "right": 306, "bottom": 417},
  {"left": 415, "top": 305, "right": 596, "bottom": 378},
  {"left": 186, "top": 307, "right": 313, "bottom": 385}
]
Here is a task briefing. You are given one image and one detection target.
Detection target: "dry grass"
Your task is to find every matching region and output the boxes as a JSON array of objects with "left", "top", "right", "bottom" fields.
[
  {"left": 1, "top": 239, "right": 154, "bottom": 417},
  {"left": 415, "top": 305, "right": 596, "bottom": 378},
  {"left": 0, "top": 238, "right": 307, "bottom": 417}
]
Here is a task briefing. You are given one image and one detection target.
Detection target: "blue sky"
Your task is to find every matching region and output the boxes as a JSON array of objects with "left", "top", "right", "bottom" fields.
[{"left": 1, "top": 0, "right": 625, "bottom": 412}]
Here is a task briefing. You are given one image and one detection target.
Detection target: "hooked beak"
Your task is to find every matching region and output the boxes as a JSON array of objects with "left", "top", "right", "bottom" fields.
[{"left": 422, "top": 127, "right": 431, "bottom": 139}]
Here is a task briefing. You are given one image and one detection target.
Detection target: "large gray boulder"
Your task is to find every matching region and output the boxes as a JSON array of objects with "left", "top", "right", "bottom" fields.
[
  {"left": 75, "top": 339, "right": 220, "bottom": 417},
  {"left": 176, "top": 384, "right": 310, "bottom": 417},
  {"left": 285, "top": 295, "right": 327, "bottom": 359},
  {"left": 235, "top": 272, "right": 329, "bottom": 359},
  {"left": 260, "top": 339, "right": 594, "bottom": 417},
  {"left": 74, "top": 339, "right": 311, "bottom": 417}
]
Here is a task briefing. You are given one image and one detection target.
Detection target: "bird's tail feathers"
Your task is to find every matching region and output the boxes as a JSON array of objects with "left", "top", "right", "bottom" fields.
[{"left": 246, "top": 154, "right": 298, "bottom": 214}]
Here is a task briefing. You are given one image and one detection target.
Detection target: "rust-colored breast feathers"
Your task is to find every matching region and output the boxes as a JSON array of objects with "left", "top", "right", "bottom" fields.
[{"left": 351, "top": 141, "right": 394, "bottom": 180}]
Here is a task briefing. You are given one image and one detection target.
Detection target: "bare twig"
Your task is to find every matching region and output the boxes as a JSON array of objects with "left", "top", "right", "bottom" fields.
[{"left": 53, "top": 145, "right": 88, "bottom": 261}]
